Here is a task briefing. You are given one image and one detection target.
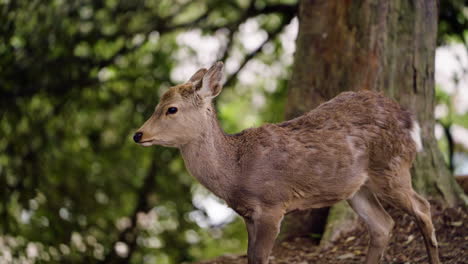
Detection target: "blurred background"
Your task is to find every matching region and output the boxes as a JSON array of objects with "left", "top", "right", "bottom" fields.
[{"left": 0, "top": 0, "right": 466, "bottom": 263}]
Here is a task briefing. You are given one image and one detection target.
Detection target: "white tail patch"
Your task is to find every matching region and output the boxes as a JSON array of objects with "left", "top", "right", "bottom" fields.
[{"left": 410, "top": 121, "right": 423, "bottom": 152}]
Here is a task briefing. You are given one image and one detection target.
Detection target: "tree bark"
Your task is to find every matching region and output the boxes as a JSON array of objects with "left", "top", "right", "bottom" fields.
[{"left": 280, "top": 0, "right": 466, "bottom": 243}]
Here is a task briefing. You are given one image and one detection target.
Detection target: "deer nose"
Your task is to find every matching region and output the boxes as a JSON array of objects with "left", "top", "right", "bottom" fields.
[{"left": 133, "top": 132, "right": 143, "bottom": 143}]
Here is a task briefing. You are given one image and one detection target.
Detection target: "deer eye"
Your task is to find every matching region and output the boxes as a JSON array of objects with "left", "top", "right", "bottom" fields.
[{"left": 166, "top": 107, "right": 178, "bottom": 115}]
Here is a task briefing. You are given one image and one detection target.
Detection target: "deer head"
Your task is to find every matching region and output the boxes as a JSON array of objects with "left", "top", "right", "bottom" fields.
[{"left": 133, "top": 62, "right": 224, "bottom": 147}]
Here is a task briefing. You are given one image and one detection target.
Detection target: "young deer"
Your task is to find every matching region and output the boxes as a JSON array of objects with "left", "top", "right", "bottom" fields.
[{"left": 134, "top": 62, "right": 440, "bottom": 264}]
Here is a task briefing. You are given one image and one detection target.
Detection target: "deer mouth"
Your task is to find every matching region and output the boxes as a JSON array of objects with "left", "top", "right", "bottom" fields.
[
  {"left": 140, "top": 140, "right": 154, "bottom": 147},
  {"left": 139, "top": 139, "right": 174, "bottom": 147}
]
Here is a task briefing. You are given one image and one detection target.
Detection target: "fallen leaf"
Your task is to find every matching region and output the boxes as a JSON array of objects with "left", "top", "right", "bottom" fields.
[
  {"left": 353, "top": 250, "right": 362, "bottom": 255},
  {"left": 404, "top": 234, "right": 415, "bottom": 245},
  {"left": 337, "top": 253, "right": 355, "bottom": 260}
]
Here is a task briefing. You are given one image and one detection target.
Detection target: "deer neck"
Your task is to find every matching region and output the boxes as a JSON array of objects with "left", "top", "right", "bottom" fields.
[{"left": 179, "top": 107, "right": 239, "bottom": 199}]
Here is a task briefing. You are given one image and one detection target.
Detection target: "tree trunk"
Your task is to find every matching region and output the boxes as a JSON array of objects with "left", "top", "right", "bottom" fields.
[{"left": 280, "top": 0, "right": 466, "bottom": 243}]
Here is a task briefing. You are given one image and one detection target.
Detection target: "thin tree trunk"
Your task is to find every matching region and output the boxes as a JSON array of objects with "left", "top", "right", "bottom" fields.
[{"left": 281, "top": 0, "right": 465, "bottom": 243}]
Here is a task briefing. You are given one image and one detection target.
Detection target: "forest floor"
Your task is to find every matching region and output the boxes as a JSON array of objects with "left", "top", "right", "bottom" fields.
[{"left": 195, "top": 202, "right": 467, "bottom": 264}]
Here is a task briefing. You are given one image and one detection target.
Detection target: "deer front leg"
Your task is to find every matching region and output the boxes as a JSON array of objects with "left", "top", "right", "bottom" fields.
[
  {"left": 244, "top": 217, "right": 256, "bottom": 263},
  {"left": 246, "top": 209, "right": 284, "bottom": 264}
]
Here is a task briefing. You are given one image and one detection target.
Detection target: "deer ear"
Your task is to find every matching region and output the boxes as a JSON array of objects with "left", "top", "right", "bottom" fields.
[
  {"left": 196, "top": 61, "right": 224, "bottom": 99},
  {"left": 188, "top": 68, "right": 208, "bottom": 83}
]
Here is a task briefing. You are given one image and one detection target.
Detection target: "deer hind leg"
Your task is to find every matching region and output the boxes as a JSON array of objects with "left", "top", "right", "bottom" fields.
[
  {"left": 348, "top": 186, "right": 395, "bottom": 264},
  {"left": 377, "top": 169, "right": 440, "bottom": 264},
  {"left": 409, "top": 191, "right": 440, "bottom": 264},
  {"left": 371, "top": 167, "right": 440, "bottom": 264}
]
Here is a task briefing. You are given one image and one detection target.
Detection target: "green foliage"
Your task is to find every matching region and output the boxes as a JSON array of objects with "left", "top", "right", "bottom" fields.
[
  {"left": 438, "top": 0, "right": 468, "bottom": 45},
  {"left": 0, "top": 0, "right": 295, "bottom": 263}
]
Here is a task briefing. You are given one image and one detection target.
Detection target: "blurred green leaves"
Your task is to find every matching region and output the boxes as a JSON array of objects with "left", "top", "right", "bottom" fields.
[{"left": 0, "top": 0, "right": 296, "bottom": 263}]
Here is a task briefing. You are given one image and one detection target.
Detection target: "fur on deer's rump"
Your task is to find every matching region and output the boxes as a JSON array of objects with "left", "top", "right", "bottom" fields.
[{"left": 134, "top": 62, "right": 440, "bottom": 264}]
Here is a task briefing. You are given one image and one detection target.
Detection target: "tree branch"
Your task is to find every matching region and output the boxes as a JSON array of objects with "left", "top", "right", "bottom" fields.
[
  {"left": 224, "top": 20, "right": 291, "bottom": 88},
  {"left": 439, "top": 120, "right": 455, "bottom": 173},
  {"left": 165, "top": 3, "right": 296, "bottom": 32}
]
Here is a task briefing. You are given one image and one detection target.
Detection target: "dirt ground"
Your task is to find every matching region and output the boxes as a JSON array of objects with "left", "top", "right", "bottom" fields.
[{"left": 195, "top": 202, "right": 467, "bottom": 264}]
